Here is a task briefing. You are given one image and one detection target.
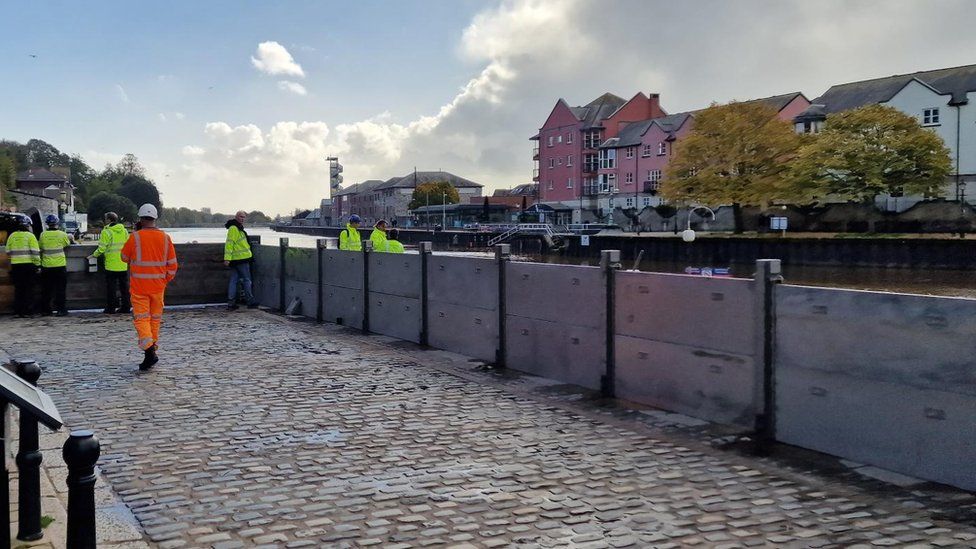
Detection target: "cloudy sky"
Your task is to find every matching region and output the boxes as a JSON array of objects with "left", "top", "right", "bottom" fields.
[{"left": 3, "top": 0, "right": 976, "bottom": 214}]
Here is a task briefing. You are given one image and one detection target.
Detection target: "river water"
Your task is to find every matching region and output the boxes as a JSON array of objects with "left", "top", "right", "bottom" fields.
[{"left": 165, "top": 227, "right": 976, "bottom": 298}]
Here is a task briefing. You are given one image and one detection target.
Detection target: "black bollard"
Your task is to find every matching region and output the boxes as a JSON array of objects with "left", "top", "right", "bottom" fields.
[
  {"left": 15, "top": 359, "right": 43, "bottom": 541},
  {"left": 63, "top": 430, "right": 100, "bottom": 549}
]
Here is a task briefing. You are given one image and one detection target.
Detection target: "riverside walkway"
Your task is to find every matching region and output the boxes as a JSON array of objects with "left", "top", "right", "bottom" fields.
[{"left": 1, "top": 309, "right": 975, "bottom": 548}]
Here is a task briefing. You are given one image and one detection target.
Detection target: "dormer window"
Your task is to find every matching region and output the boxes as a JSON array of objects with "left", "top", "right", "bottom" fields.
[{"left": 923, "top": 108, "right": 940, "bottom": 126}]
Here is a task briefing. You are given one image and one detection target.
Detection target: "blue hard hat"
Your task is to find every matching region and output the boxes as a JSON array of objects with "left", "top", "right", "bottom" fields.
[
  {"left": 349, "top": 214, "right": 362, "bottom": 223},
  {"left": 45, "top": 214, "right": 59, "bottom": 224}
]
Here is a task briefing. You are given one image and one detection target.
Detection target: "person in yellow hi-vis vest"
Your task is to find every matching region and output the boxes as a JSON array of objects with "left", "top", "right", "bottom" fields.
[
  {"left": 385, "top": 228, "right": 405, "bottom": 253},
  {"left": 339, "top": 214, "right": 362, "bottom": 251},
  {"left": 38, "top": 215, "right": 72, "bottom": 316},
  {"left": 3, "top": 215, "right": 40, "bottom": 317},
  {"left": 89, "top": 212, "right": 130, "bottom": 314},
  {"left": 224, "top": 210, "right": 257, "bottom": 310},
  {"left": 370, "top": 219, "right": 389, "bottom": 251}
]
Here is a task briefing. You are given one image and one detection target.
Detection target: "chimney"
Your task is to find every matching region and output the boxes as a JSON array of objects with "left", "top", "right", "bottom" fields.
[{"left": 647, "top": 93, "right": 664, "bottom": 118}]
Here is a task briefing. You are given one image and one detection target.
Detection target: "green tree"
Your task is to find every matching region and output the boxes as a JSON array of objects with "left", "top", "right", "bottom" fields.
[
  {"left": 87, "top": 192, "right": 137, "bottom": 225},
  {"left": 0, "top": 152, "right": 17, "bottom": 207},
  {"left": 408, "top": 181, "right": 460, "bottom": 210},
  {"left": 789, "top": 104, "right": 952, "bottom": 203},
  {"left": 662, "top": 101, "right": 802, "bottom": 232},
  {"left": 25, "top": 138, "right": 69, "bottom": 168},
  {"left": 115, "top": 153, "right": 146, "bottom": 177},
  {"left": 117, "top": 175, "right": 162, "bottom": 211}
]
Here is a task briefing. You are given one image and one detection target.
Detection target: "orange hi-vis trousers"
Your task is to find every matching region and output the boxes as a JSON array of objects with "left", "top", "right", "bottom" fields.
[{"left": 131, "top": 292, "right": 164, "bottom": 350}]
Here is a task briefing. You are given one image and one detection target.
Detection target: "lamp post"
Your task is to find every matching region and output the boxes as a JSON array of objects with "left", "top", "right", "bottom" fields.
[
  {"left": 681, "top": 205, "right": 716, "bottom": 243},
  {"left": 426, "top": 192, "right": 430, "bottom": 231},
  {"left": 58, "top": 190, "right": 67, "bottom": 229},
  {"left": 442, "top": 192, "right": 447, "bottom": 229}
]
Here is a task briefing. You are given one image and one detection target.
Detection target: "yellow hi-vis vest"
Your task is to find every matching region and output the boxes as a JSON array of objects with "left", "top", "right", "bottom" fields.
[
  {"left": 39, "top": 229, "right": 71, "bottom": 268},
  {"left": 4, "top": 230, "right": 40, "bottom": 266},
  {"left": 369, "top": 229, "right": 388, "bottom": 252},
  {"left": 224, "top": 225, "right": 253, "bottom": 261},
  {"left": 93, "top": 223, "right": 129, "bottom": 272},
  {"left": 339, "top": 224, "right": 362, "bottom": 251}
]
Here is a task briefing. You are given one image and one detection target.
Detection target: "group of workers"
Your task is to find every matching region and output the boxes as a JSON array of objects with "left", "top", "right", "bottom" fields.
[
  {"left": 3, "top": 208, "right": 403, "bottom": 371},
  {"left": 4, "top": 203, "right": 178, "bottom": 370},
  {"left": 338, "top": 214, "right": 404, "bottom": 252}
]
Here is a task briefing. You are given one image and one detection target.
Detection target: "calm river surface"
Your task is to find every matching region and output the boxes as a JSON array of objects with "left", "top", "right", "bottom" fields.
[{"left": 166, "top": 227, "right": 976, "bottom": 298}]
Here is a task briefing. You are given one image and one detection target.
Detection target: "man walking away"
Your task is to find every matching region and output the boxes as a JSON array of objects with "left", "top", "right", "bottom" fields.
[
  {"left": 339, "top": 214, "right": 363, "bottom": 251},
  {"left": 385, "top": 228, "right": 405, "bottom": 253},
  {"left": 38, "top": 215, "right": 72, "bottom": 316},
  {"left": 224, "top": 210, "right": 257, "bottom": 310},
  {"left": 89, "top": 212, "right": 130, "bottom": 314},
  {"left": 4, "top": 216, "right": 40, "bottom": 318},
  {"left": 121, "top": 204, "right": 178, "bottom": 370}
]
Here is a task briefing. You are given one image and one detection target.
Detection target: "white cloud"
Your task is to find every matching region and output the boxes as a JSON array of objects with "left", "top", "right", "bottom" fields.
[
  {"left": 277, "top": 81, "right": 308, "bottom": 96},
  {"left": 250, "top": 41, "right": 305, "bottom": 77},
  {"left": 158, "top": 113, "right": 167, "bottom": 122},
  {"left": 115, "top": 84, "right": 129, "bottom": 103},
  {"left": 175, "top": 112, "right": 185, "bottom": 120}
]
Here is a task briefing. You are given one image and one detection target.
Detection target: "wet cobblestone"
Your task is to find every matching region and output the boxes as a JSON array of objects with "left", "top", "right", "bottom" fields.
[{"left": 2, "top": 309, "right": 975, "bottom": 547}]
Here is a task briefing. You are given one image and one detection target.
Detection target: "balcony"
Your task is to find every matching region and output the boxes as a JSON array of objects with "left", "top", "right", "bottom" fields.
[
  {"left": 643, "top": 181, "right": 661, "bottom": 194},
  {"left": 533, "top": 146, "right": 539, "bottom": 160},
  {"left": 582, "top": 184, "right": 600, "bottom": 197},
  {"left": 532, "top": 168, "right": 540, "bottom": 181},
  {"left": 582, "top": 163, "right": 599, "bottom": 174}
]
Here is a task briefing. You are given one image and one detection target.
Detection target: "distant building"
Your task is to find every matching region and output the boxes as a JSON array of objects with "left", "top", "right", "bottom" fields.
[
  {"left": 332, "top": 171, "right": 483, "bottom": 227},
  {"left": 470, "top": 183, "right": 538, "bottom": 209},
  {"left": 794, "top": 63, "right": 976, "bottom": 206},
  {"left": 11, "top": 168, "right": 76, "bottom": 224}
]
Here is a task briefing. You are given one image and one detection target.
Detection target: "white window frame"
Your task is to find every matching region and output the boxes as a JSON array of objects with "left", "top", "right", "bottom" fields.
[
  {"left": 625, "top": 197, "right": 634, "bottom": 208},
  {"left": 566, "top": 155, "right": 573, "bottom": 166},
  {"left": 567, "top": 132, "right": 573, "bottom": 144},
  {"left": 549, "top": 158, "right": 555, "bottom": 169},
  {"left": 642, "top": 144, "right": 652, "bottom": 157},
  {"left": 548, "top": 136, "right": 554, "bottom": 147},
  {"left": 566, "top": 177, "right": 573, "bottom": 189},
  {"left": 548, "top": 180, "right": 554, "bottom": 190},
  {"left": 599, "top": 149, "right": 617, "bottom": 169},
  {"left": 923, "top": 108, "right": 941, "bottom": 126},
  {"left": 625, "top": 172, "right": 634, "bottom": 183},
  {"left": 626, "top": 147, "right": 634, "bottom": 159},
  {"left": 657, "top": 142, "right": 667, "bottom": 156},
  {"left": 557, "top": 135, "right": 563, "bottom": 143},
  {"left": 642, "top": 197, "right": 651, "bottom": 206}
]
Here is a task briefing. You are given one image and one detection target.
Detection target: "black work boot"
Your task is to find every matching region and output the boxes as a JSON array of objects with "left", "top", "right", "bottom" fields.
[{"left": 139, "top": 344, "right": 158, "bottom": 371}]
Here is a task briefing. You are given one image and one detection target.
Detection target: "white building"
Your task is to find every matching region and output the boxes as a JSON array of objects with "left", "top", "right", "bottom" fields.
[{"left": 794, "top": 64, "right": 976, "bottom": 208}]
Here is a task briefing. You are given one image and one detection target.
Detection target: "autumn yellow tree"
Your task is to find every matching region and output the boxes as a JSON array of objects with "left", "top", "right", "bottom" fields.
[
  {"left": 662, "top": 101, "right": 802, "bottom": 232},
  {"left": 408, "top": 181, "right": 460, "bottom": 210},
  {"left": 789, "top": 104, "right": 952, "bottom": 203}
]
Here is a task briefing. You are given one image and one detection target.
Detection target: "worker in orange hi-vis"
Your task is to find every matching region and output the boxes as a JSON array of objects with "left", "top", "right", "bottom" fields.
[{"left": 120, "top": 203, "right": 178, "bottom": 370}]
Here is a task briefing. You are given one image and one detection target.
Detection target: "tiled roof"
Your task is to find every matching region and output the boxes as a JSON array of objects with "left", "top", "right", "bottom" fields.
[{"left": 15, "top": 168, "right": 68, "bottom": 183}]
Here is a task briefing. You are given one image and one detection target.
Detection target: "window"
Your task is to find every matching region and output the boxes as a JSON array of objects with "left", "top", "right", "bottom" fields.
[
  {"left": 557, "top": 135, "right": 563, "bottom": 143},
  {"left": 625, "top": 172, "right": 634, "bottom": 183},
  {"left": 567, "top": 132, "right": 573, "bottom": 144},
  {"left": 626, "top": 147, "right": 634, "bottom": 159},
  {"left": 548, "top": 180, "right": 553, "bottom": 190},
  {"left": 567, "top": 177, "right": 573, "bottom": 188},
  {"left": 625, "top": 197, "right": 634, "bottom": 208},
  {"left": 642, "top": 197, "right": 651, "bottom": 206},
  {"left": 567, "top": 155, "right": 573, "bottom": 166},
  {"left": 583, "top": 154, "right": 598, "bottom": 172},
  {"left": 548, "top": 136, "right": 554, "bottom": 147},
  {"left": 642, "top": 144, "right": 652, "bottom": 157},
  {"left": 549, "top": 158, "right": 555, "bottom": 169},
  {"left": 647, "top": 169, "right": 662, "bottom": 182},
  {"left": 657, "top": 142, "right": 667, "bottom": 155},
  {"left": 923, "top": 108, "right": 940, "bottom": 126},
  {"left": 599, "top": 149, "right": 616, "bottom": 169},
  {"left": 557, "top": 157, "right": 562, "bottom": 165},
  {"left": 584, "top": 131, "right": 603, "bottom": 148}
]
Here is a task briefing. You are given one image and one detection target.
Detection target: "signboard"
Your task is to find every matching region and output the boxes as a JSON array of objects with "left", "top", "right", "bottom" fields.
[
  {"left": 0, "top": 366, "right": 63, "bottom": 430},
  {"left": 580, "top": 235, "right": 590, "bottom": 246},
  {"left": 684, "top": 266, "right": 732, "bottom": 277},
  {"left": 770, "top": 216, "right": 789, "bottom": 231}
]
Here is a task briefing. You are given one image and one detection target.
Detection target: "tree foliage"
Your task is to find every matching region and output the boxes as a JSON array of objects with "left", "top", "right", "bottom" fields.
[
  {"left": 663, "top": 101, "right": 803, "bottom": 207},
  {"left": 117, "top": 175, "right": 162, "bottom": 211},
  {"left": 158, "top": 207, "right": 272, "bottom": 227},
  {"left": 87, "top": 191, "right": 138, "bottom": 225},
  {"left": 789, "top": 104, "right": 952, "bottom": 203},
  {"left": 408, "top": 181, "right": 460, "bottom": 210},
  {"left": 115, "top": 153, "right": 146, "bottom": 177}
]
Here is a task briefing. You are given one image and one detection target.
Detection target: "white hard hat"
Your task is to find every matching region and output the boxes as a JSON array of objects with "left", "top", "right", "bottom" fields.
[{"left": 138, "top": 203, "right": 158, "bottom": 219}]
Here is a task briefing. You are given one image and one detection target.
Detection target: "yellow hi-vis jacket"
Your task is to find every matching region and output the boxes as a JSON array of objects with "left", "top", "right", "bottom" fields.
[
  {"left": 93, "top": 223, "right": 129, "bottom": 272},
  {"left": 339, "top": 224, "right": 362, "bottom": 251},
  {"left": 224, "top": 225, "right": 253, "bottom": 262},
  {"left": 369, "top": 229, "right": 388, "bottom": 252},
  {"left": 4, "top": 230, "right": 40, "bottom": 266},
  {"left": 39, "top": 229, "right": 71, "bottom": 268}
]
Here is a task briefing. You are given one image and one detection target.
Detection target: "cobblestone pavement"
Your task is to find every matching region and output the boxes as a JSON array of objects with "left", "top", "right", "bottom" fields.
[{"left": 2, "top": 309, "right": 976, "bottom": 548}]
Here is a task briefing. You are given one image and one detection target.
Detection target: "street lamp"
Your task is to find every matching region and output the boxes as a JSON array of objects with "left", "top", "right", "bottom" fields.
[
  {"left": 58, "top": 189, "right": 68, "bottom": 228},
  {"left": 681, "top": 205, "right": 716, "bottom": 242},
  {"left": 442, "top": 192, "right": 447, "bottom": 229}
]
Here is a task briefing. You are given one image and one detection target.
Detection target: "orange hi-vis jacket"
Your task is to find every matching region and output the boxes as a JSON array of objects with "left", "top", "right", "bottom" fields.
[{"left": 120, "top": 228, "right": 178, "bottom": 294}]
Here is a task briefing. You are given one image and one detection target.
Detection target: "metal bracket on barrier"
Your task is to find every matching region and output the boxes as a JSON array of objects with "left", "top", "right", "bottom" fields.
[
  {"left": 362, "top": 240, "right": 373, "bottom": 333},
  {"left": 600, "top": 250, "right": 621, "bottom": 398},
  {"left": 753, "top": 258, "right": 782, "bottom": 454},
  {"left": 495, "top": 244, "right": 511, "bottom": 367},
  {"left": 316, "top": 239, "right": 327, "bottom": 322},
  {"left": 420, "top": 242, "right": 433, "bottom": 346},
  {"left": 279, "top": 238, "right": 289, "bottom": 312}
]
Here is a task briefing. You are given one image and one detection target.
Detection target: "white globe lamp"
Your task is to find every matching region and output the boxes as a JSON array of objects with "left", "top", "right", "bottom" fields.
[{"left": 681, "top": 228, "right": 696, "bottom": 242}]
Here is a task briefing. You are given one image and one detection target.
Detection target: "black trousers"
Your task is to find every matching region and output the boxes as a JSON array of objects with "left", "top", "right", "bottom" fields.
[
  {"left": 40, "top": 266, "right": 67, "bottom": 313},
  {"left": 10, "top": 264, "right": 36, "bottom": 316},
  {"left": 105, "top": 270, "right": 130, "bottom": 311}
]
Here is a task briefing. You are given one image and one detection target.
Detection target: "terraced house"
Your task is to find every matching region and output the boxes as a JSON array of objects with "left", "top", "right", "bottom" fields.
[{"left": 331, "top": 171, "right": 482, "bottom": 227}]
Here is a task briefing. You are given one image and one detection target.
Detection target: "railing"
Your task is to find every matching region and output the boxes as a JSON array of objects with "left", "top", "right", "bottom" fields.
[
  {"left": 532, "top": 146, "right": 539, "bottom": 158},
  {"left": 643, "top": 181, "right": 661, "bottom": 194},
  {"left": 1, "top": 358, "right": 99, "bottom": 546},
  {"left": 582, "top": 163, "right": 599, "bottom": 173},
  {"left": 487, "top": 223, "right": 559, "bottom": 246}
]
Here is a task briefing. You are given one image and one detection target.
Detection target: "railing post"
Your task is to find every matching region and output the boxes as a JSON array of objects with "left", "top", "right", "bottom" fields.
[
  {"left": 600, "top": 250, "right": 621, "bottom": 398},
  {"left": 279, "top": 238, "right": 289, "bottom": 312},
  {"left": 362, "top": 240, "right": 373, "bottom": 333},
  {"left": 316, "top": 239, "right": 327, "bottom": 322},
  {"left": 494, "top": 244, "right": 511, "bottom": 367},
  {"left": 753, "top": 259, "right": 783, "bottom": 453},
  {"left": 0, "top": 397, "right": 9, "bottom": 548},
  {"left": 14, "top": 359, "right": 43, "bottom": 541},
  {"left": 419, "top": 242, "right": 433, "bottom": 346},
  {"left": 63, "top": 430, "right": 100, "bottom": 549}
]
